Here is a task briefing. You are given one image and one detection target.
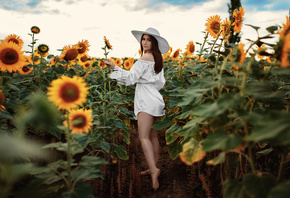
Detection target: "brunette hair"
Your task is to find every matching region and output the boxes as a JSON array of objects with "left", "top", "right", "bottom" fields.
[{"left": 140, "top": 34, "right": 164, "bottom": 74}]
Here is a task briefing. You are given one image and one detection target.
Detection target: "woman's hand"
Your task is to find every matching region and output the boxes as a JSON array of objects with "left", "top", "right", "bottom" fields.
[{"left": 104, "top": 59, "right": 115, "bottom": 70}]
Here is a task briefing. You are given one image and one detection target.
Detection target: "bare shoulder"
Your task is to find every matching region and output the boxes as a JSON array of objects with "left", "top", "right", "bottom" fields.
[{"left": 141, "top": 53, "right": 154, "bottom": 62}]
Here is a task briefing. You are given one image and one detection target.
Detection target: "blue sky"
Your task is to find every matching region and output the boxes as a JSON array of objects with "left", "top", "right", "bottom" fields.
[{"left": 0, "top": 0, "right": 289, "bottom": 58}]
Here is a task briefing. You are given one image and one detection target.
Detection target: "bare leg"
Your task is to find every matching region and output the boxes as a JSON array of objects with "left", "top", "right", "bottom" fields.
[
  {"left": 141, "top": 117, "right": 160, "bottom": 175},
  {"left": 138, "top": 112, "right": 160, "bottom": 191}
]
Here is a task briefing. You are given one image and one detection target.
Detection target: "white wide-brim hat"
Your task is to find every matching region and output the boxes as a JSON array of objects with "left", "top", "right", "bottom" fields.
[{"left": 131, "top": 27, "right": 169, "bottom": 54}]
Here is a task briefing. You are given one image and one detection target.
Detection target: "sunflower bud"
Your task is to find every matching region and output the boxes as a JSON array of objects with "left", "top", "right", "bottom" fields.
[
  {"left": 37, "top": 44, "right": 49, "bottom": 54},
  {"left": 31, "top": 26, "right": 40, "bottom": 34}
]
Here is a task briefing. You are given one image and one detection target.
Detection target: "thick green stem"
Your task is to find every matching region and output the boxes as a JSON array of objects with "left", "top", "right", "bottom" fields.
[
  {"left": 65, "top": 111, "right": 73, "bottom": 191},
  {"left": 199, "top": 33, "right": 209, "bottom": 57}
]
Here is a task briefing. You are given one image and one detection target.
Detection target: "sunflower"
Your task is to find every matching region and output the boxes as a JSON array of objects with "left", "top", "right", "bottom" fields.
[
  {"left": 98, "top": 60, "right": 106, "bottom": 69},
  {"left": 64, "top": 109, "right": 92, "bottom": 134},
  {"left": 222, "top": 18, "right": 232, "bottom": 39},
  {"left": 104, "top": 36, "right": 112, "bottom": 50},
  {"left": 233, "top": 7, "right": 245, "bottom": 33},
  {"left": 3, "top": 34, "right": 24, "bottom": 47},
  {"left": 115, "top": 58, "right": 122, "bottom": 67},
  {"left": 50, "top": 57, "right": 59, "bottom": 66},
  {"left": 79, "top": 54, "right": 88, "bottom": 65},
  {"left": 186, "top": 41, "right": 195, "bottom": 55},
  {"left": 76, "top": 40, "right": 90, "bottom": 55},
  {"left": 0, "top": 90, "right": 5, "bottom": 111},
  {"left": 171, "top": 48, "right": 181, "bottom": 60},
  {"left": 280, "top": 33, "right": 290, "bottom": 67},
  {"left": 30, "top": 54, "right": 41, "bottom": 64},
  {"left": 205, "top": 15, "right": 221, "bottom": 38},
  {"left": 37, "top": 44, "right": 49, "bottom": 55},
  {"left": 123, "top": 59, "right": 133, "bottom": 70},
  {"left": 47, "top": 75, "right": 89, "bottom": 111},
  {"left": 31, "top": 26, "right": 40, "bottom": 34},
  {"left": 0, "top": 41, "right": 25, "bottom": 72},
  {"left": 82, "top": 60, "right": 93, "bottom": 70},
  {"left": 59, "top": 45, "right": 79, "bottom": 62},
  {"left": 163, "top": 51, "right": 171, "bottom": 59},
  {"left": 128, "top": 57, "right": 135, "bottom": 65},
  {"left": 138, "top": 49, "right": 142, "bottom": 56},
  {"left": 18, "top": 64, "right": 33, "bottom": 75}
]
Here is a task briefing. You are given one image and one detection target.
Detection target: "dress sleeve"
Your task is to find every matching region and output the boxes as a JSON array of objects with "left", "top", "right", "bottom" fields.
[
  {"left": 110, "top": 60, "right": 145, "bottom": 86},
  {"left": 154, "top": 69, "right": 166, "bottom": 91}
]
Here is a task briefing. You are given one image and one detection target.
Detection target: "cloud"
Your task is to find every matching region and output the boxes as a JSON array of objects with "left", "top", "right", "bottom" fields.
[{"left": 242, "top": 0, "right": 290, "bottom": 11}]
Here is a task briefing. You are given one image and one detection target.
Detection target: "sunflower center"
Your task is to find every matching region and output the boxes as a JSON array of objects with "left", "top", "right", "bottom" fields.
[
  {"left": 22, "top": 66, "right": 30, "bottom": 72},
  {"left": 64, "top": 49, "right": 78, "bottom": 61},
  {"left": 72, "top": 115, "right": 86, "bottom": 128},
  {"left": 212, "top": 22, "right": 220, "bottom": 33},
  {"left": 189, "top": 45, "right": 195, "bottom": 53},
  {"left": 80, "top": 55, "right": 87, "bottom": 62},
  {"left": 60, "top": 83, "right": 80, "bottom": 103},
  {"left": 78, "top": 44, "right": 87, "bottom": 54},
  {"left": 0, "top": 48, "right": 19, "bottom": 65},
  {"left": 85, "top": 63, "right": 90, "bottom": 68},
  {"left": 9, "top": 38, "right": 20, "bottom": 45}
]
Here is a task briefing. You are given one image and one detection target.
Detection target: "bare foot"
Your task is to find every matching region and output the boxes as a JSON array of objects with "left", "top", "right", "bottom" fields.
[
  {"left": 141, "top": 169, "right": 150, "bottom": 176},
  {"left": 151, "top": 168, "right": 160, "bottom": 191}
]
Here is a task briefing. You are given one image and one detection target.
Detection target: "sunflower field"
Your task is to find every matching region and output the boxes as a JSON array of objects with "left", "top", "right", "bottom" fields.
[{"left": 0, "top": 5, "right": 290, "bottom": 198}]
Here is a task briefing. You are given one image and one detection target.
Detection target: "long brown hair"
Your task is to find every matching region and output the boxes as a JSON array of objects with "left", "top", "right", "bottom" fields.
[{"left": 140, "top": 34, "right": 164, "bottom": 74}]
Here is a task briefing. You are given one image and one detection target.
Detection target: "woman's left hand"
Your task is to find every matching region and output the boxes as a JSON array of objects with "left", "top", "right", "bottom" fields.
[{"left": 104, "top": 59, "right": 115, "bottom": 70}]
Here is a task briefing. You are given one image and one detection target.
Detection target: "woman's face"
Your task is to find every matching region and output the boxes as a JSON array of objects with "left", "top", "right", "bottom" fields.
[{"left": 141, "top": 34, "right": 152, "bottom": 53}]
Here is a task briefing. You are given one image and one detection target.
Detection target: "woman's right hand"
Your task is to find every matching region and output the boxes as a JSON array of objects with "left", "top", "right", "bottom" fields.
[{"left": 104, "top": 59, "right": 115, "bottom": 70}]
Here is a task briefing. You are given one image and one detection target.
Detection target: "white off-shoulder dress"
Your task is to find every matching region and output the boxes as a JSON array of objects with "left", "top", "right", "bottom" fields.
[{"left": 110, "top": 59, "right": 166, "bottom": 119}]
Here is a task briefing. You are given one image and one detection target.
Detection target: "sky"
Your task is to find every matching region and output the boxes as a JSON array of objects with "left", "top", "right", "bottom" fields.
[{"left": 0, "top": 0, "right": 289, "bottom": 58}]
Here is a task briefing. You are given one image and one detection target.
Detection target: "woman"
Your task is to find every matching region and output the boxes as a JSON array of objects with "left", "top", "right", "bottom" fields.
[{"left": 104, "top": 27, "right": 169, "bottom": 191}]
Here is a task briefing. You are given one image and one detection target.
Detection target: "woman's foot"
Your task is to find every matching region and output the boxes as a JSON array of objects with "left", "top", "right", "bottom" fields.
[
  {"left": 141, "top": 169, "right": 150, "bottom": 175},
  {"left": 151, "top": 168, "right": 160, "bottom": 191}
]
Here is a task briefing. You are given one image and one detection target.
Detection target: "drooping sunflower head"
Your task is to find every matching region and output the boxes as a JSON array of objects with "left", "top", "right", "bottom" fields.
[
  {"left": 76, "top": 40, "right": 90, "bottom": 55},
  {"left": 171, "top": 48, "right": 181, "bottom": 60},
  {"left": 231, "top": 43, "right": 246, "bottom": 69},
  {"left": 65, "top": 109, "right": 92, "bottom": 134},
  {"left": 3, "top": 34, "right": 24, "bottom": 47},
  {"left": 279, "top": 16, "right": 290, "bottom": 39},
  {"left": 47, "top": 75, "right": 89, "bottom": 111},
  {"left": 104, "top": 36, "right": 112, "bottom": 50},
  {"left": 205, "top": 15, "right": 221, "bottom": 38},
  {"left": 115, "top": 58, "right": 122, "bottom": 67},
  {"left": 186, "top": 41, "right": 195, "bottom": 55},
  {"left": 123, "top": 59, "right": 133, "bottom": 70},
  {"left": 0, "top": 41, "right": 25, "bottom": 72},
  {"left": 280, "top": 33, "right": 290, "bottom": 68},
  {"left": 233, "top": 7, "right": 245, "bottom": 33},
  {"left": 60, "top": 45, "right": 79, "bottom": 62},
  {"left": 31, "top": 26, "right": 40, "bottom": 34}
]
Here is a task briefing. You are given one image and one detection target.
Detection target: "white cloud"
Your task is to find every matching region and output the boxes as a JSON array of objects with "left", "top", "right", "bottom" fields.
[{"left": 0, "top": 0, "right": 288, "bottom": 59}]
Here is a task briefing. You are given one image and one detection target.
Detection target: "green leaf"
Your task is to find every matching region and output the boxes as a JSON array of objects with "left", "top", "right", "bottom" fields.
[
  {"left": 71, "top": 142, "right": 84, "bottom": 155},
  {"left": 112, "top": 145, "right": 128, "bottom": 160},
  {"left": 206, "top": 151, "right": 226, "bottom": 165},
  {"left": 246, "top": 111, "right": 290, "bottom": 144},
  {"left": 245, "top": 24, "right": 260, "bottom": 31},
  {"left": 152, "top": 118, "right": 173, "bottom": 130},
  {"left": 242, "top": 174, "right": 276, "bottom": 198},
  {"left": 268, "top": 181, "right": 290, "bottom": 198},
  {"left": 168, "top": 143, "right": 182, "bottom": 160},
  {"left": 122, "top": 131, "right": 130, "bottom": 145},
  {"left": 179, "top": 138, "right": 205, "bottom": 165},
  {"left": 266, "top": 25, "right": 278, "bottom": 34},
  {"left": 79, "top": 156, "right": 107, "bottom": 167},
  {"left": 165, "top": 123, "right": 180, "bottom": 144},
  {"left": 113, "top": 120, "right": 128, "bottom": 132},
  {"left": 223, "top": 179, "right": 249, "bottom": 198},
  {"left": 100, "top": 141, "right": 111, "bottom": 153},
  {"left": 202, "top": 129, "right": 242, "bottom": 152}
]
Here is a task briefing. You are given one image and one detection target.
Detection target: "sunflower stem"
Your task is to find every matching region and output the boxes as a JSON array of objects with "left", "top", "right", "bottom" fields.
[
  {"left": 65, "top": 111, "right": 73, "bottom": 191},
  {"left": 199, "top": 33, "right": 208, "bottom": 57}
]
